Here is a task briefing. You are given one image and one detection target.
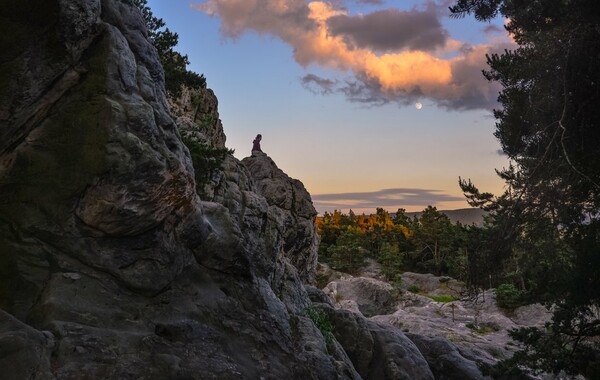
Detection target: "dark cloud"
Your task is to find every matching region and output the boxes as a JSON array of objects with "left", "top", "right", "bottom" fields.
[
  {"left": 300, "top": 66, "right": 500, "bottom": 111},
  {"left": 354, "top": 0, "right": 384, "bottom": 4},
  {"left": 312, "top": 188, "right": 464, "bottom": 213},
  {"left": 484, "top": 24, "right": 504, "bottom": 34},
  {"left": 340, "top": 78, "right": 391, "bottom": 105},
  {"left": 326, "top": 8, "right": 449, "bottom": 52},
  {"left": 301, "top": 74, "right": 338, "bottom": 95},
  {"left": 301, "top": 73, "right": 423, "bottom": 107}
]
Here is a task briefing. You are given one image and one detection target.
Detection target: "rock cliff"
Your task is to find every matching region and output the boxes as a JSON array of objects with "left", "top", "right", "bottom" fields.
[{"left": 0, "top": 1, "right": 443, "bottom": 379}]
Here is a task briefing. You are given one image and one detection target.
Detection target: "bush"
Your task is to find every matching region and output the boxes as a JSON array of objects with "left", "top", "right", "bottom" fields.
[
  {"left": 315, "top": 272, "right": 330, "bottom": 289},
  {"left": 466, "top": 322, "right": 498, "bottom": 335},
  {"left": 182, "top": 137, "right": 233, "bottom": 197},
  {"left": 495, "top": 283, "right": 524, "bottom": 310},
  {"left": 407, "top": 284, "right": 421, "bottom": 293},
  {"left": 304, "top": 307, "right": 334, "bottom": 344}
]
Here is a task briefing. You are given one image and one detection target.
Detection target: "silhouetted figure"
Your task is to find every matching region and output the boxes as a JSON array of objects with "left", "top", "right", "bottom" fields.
[{"left": 252, "top": 134, "right": 263, "bottom": 156}]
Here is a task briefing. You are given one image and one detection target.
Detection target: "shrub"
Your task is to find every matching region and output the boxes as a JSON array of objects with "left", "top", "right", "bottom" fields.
[
  {"left": 315, "top": 272, "right": 330, "bottom": 289},
  {"left": 407, "top": 284, "right": 421, "bottom": 293},
  {"left": 304, "top": 307, "right": 334, "bottom": 344},
  {"left": 182, "top": 137, "right": 233, "bottom": 197},
  {"left": 466, "top": 322, "right": 498, "bottom": 335},
  {"left": 495, "top": 283, "right": 524, "bottom": 310}
]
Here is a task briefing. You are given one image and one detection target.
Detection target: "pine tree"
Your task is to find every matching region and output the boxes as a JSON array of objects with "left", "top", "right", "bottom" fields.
[
  {"left": 132, "top": 0, "right": 206, "bottom": 96},
  {"left": 452, "top": 0, "right": 600, "bottom": 376}
]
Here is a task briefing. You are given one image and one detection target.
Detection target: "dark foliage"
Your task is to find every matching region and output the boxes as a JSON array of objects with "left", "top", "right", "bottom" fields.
[
  {"left": 453, "top": 0, "right": 600, "bottom": 376},
  {"left": 182, "top": 137, "right": 233, "bottom": 197},
  {"left": 133, "top": 0, "right": 206, "bottom": 96}
]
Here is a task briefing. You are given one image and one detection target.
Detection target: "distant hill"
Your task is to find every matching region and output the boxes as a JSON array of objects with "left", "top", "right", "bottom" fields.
[{"left": 404, "top": 208, "right": 487, "bottom": 226}]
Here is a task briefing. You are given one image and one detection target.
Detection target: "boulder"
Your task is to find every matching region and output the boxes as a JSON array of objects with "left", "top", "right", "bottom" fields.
[
  {"left": 317, "top": 303, "right": 435, "bottom": 380},
  {"left": 0, "top": 309, "right": 54, "bottom": 380},
  {"left": 407, "top": 334, "right": 491, "bottom": 380},
  {"left": 401, "top": 272, "right": 464, "bottom": 298},
  {"left": 324, "top": 276, "right": 398, "bottom": 317}
]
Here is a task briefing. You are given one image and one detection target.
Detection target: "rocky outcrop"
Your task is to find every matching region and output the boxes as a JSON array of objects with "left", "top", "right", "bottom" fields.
[
  {"left": 324, "top": 276, "right": 398, "bottom": 317},
  {"left": 309, "top": 290, "right": 435, "bottom": 380},
  {"left": 407, "top": 334, "right": 491, "bottom": 380},
  {"left": 0, "top": 1, "right": 444, "bottom": 379},
  {"left": 170, "top": 85, "right": 227, "bottom": 149},
  {"left": 401, "top": 272, "right": 464, "bottom": 298},
  {"left": 0, "top": 0, "right": 328, "bottom": 378},
  {"left": 242, "top": 154, "right": 320, "bottom": 284},
  {"left": 325, "top": 273, "right": 552, "bottom": 379}
]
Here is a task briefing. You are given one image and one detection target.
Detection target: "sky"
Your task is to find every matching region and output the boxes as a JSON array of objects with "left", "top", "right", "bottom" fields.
[{"left": 146, "top": 0, "right": 513, "bottom": 214}]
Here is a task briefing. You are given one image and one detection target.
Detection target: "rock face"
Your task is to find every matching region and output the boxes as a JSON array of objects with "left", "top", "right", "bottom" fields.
[
  {"left": 241, "top": 154, "right": 320, "bottom": 284},
  {"left": 324, "top": 276, "right": 398, "bottom": 317},
  {"left": 0, "top": 1, "right": 441, "bottom": 379},
  {"left": 170, "top": 85, "right": 227, "bottom": 149}
]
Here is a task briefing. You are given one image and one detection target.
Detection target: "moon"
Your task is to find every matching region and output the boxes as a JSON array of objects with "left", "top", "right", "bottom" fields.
[{"left": 415, "top": 102, "right": 423, "bottom": 110}]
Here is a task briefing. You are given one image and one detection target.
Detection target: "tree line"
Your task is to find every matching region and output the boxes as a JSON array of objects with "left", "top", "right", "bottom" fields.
[{"left": 317, "top": 207, "right": 493, "bottom": 288}]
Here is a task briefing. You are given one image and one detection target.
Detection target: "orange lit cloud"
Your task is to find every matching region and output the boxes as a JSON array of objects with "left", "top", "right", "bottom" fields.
[{"left": 192, "top": 0, "right": 514, "bottom": 109}]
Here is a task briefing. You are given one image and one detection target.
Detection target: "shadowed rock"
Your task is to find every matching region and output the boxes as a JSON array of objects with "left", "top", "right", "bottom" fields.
[
  {"left": 0, "top": 0, "right": 337, "bottom": 378},
  {"left": 0, "top": 0, "right": 505, "bottom": 378}
]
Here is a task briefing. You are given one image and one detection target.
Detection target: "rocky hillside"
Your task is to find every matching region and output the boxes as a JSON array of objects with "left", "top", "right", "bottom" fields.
[
  {"left": 319, "top": 267, "right": 552, "bottom": 379},
  {"left": 0, "top": 1, "right": 528, "bottom": 379}
]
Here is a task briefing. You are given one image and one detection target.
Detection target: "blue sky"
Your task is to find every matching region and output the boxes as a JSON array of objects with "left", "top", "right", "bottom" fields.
[{"left": 147, "top": 0, "right": 512, "bottom": 214}]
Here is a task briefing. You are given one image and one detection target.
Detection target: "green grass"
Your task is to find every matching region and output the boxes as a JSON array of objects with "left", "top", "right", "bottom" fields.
[{"left": 427, "top": 295, "right": 458, "bottom": 303}]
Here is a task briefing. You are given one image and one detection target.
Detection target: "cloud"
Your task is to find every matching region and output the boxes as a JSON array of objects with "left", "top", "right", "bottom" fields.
[
  {"left": 311, "top": 188, "right": 464, "bottom": 213},
  {"left": 353, "top": 0, "right": 383, "bottom": 4},
  {"left": 483, "top": 24, "right": 503, "bottom": 34},
  {"left": 326, "top": 8, "right": 448, "bottom": 52},
  {"left": 192, "top": 0, "right": 514, "bottom": 110},
  {"left": 301, "top": 73, "right": 338, "bottom": 94}
]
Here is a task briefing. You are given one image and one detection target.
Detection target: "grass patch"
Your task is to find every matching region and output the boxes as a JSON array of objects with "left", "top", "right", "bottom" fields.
[{"left": 427, "top": 295, "right": 458, "bottom": 303}]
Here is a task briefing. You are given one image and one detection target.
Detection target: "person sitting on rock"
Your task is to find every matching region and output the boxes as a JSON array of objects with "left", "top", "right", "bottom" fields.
[{"left": 252, "top": 134, "right": 264, "bottom": 156}]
